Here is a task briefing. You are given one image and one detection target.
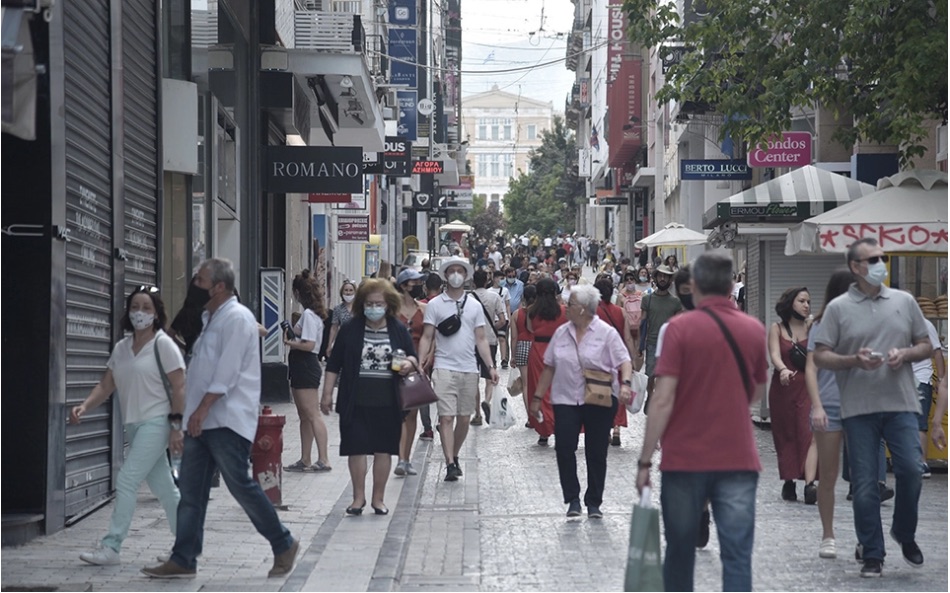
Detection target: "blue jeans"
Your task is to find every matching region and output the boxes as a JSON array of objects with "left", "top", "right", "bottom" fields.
[
  {"left": 841, "top": 438, "right": 887, "bottom": 482},
  {"left": 842, "top": 412, "right": 922, "bottom": 561},
  {"left": 661, "top": 471, "right": 758, "bottom": 592},
  {"left": 170, "top": 428, "right": 294, "bottom": 569},
  {"left": 102, "top": 416, "right": 179, "bottom": 552},
  {"left": 917, "top": 382, "right": 933, "bottom": 432}
]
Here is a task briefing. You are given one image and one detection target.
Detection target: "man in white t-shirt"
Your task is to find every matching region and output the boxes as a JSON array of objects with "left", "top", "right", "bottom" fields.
[
  {"left": 419, "top": 257, "right": 499, "bottom": 481},
  {"left": 913, "top": 320, "right": 945, "bottom": 477},
  {"left": 472, "top": 269, "right": 508, "bottom": 425}
]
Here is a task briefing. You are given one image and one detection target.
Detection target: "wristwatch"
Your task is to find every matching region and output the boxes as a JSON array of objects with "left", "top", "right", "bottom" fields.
[{"left": 168, "top": 413, "right": 183, "bottom": 431}]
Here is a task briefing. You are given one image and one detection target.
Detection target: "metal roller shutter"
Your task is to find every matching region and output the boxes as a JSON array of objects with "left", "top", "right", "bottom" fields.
[
  {"left": 764, "top": 239, "right": 846, "bottom": 330},
  {"left": 62, "top": 0, "right": 115, "bottom": 521},
  {"left": 122, "top": 0, "right": 159, "bottom": 292}
]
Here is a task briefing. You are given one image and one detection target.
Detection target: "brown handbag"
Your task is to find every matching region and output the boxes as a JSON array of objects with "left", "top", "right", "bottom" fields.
[
  {"left": 574, "top": 334, "right": 614, "bottom": 407},
  {"left": 399, "top": 370, "right": 439, "bottom": 411}
]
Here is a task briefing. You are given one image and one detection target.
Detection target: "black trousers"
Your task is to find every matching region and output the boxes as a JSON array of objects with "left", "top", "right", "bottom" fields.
[{"left": 553, "top": 398, "right": 618, "bottom": 507}]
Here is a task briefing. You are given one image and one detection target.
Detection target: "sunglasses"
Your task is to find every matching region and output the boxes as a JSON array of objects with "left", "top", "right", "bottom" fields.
[
  {"left": 132, "top": 285, "right": 159, "bottom": 295},
  {"left": 855, "top": 255, "right": 890, "bottom": 264}
]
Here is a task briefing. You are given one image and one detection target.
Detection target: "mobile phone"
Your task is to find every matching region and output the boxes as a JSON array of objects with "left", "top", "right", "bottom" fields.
[
  {"left": 280, "top": 320, "right": 297, "bottom": 341},
  {"left": 868, "top": 351, "right": 885, "bottom": 360}
]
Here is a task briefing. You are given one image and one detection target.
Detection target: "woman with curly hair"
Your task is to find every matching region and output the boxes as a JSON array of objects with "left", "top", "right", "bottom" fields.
[{"left": 284, "top": 270, "right": 332, "bottom": 472}]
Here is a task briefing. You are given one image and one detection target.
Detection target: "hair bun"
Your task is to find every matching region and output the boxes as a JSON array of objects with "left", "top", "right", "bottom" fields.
[{"left": 301, "top": 269, "right": 311, "bottom": 278}]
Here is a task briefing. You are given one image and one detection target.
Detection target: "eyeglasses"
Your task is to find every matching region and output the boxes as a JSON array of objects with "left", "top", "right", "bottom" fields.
[
  {"left": 855, "top": 255, "right": 890, "bottom": 265},
  {"left": 132, "top": 285, "right": 159, "bottom": 294}
]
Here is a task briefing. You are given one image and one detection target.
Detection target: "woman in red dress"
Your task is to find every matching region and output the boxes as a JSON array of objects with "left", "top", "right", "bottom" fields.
[
  {"left": 526, "top": 278, "right": 567, "bottom": 445},
  {"left": 593, "top": 276, "right": 637, "bottom": 446}
]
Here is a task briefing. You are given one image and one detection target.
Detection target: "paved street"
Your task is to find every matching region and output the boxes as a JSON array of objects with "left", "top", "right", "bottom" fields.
[{"left": 2, "top": 369, "right": 946, "bottom": 592}]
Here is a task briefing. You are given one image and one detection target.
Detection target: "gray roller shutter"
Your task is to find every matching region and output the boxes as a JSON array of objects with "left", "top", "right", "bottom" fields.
[
  {"left": 62, "top": 0, "right": 116, "bottom": 521},
  {"left": 764, "top": 239, "right": 845, "bottom": 330},
  {"left": 122, "top": 0, "right": 159, "bottom": 291}
]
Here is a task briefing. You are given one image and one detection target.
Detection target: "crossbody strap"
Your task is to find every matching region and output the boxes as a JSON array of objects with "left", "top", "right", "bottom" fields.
[
  {"left": 153, "top": 335, "right": 173, "bottom": 403},
  {"left": 700, "top": 308, "right": 752, "bottom": 399}
]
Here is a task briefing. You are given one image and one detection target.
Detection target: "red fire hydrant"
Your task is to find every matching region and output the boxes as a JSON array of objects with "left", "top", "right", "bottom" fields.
[{"left": 252, "top": 406, "right": 285, "bottom": 507}]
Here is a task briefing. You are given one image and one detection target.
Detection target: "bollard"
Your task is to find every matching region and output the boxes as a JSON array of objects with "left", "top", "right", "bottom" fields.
[{"left": 252, "top": 405, "right": 286, "bottom": 507}]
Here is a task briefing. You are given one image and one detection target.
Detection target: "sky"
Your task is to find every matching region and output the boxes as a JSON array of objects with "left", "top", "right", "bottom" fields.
[{"left": 459, "top": 0, "right": 576, "bottom": 107}]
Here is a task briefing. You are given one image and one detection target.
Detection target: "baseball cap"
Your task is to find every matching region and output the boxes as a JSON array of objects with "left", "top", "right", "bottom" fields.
[{"left": 396, "top": 268, "right": 424, "bottom": 286}]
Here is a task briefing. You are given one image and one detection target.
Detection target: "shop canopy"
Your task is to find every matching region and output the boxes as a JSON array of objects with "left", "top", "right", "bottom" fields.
[
  {"left": 703, "top": 165, "right": 876, "bottom": 229},
  {"left": 439, "top": 220, "right": 472, "bottom": 233},
  {"left": 635, "top": 222, "right": 708, "bottom": 248},
  {"left": 785, "top": 169, "right": 948, "bottom": 255}
]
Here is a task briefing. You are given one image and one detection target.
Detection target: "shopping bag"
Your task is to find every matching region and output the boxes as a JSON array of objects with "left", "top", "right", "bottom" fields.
[
  {"left": 489, "top": 385, "right": 517, "bottom": 430},
  {"left": 624, "top": 487, "right": 664, "bottom": 592},
  {"left": 625, "top": 370, "right": 650, "bottom": 414}
]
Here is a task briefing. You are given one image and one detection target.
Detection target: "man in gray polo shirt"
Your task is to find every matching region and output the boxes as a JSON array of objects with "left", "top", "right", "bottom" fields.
[
  {"left": 814, "top": 238, "right": 932, "bottom": 578},
  {"left": 419, "top": 257, "right": 499, "bottom": 481}
]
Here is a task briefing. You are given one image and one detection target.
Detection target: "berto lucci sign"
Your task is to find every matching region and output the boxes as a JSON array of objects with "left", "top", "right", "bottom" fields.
[
  {"left": 681, "top": 159, "right": 751, "bottom": 181},
  {"left": 747, "top": 132, "right": 812, "bottom": 167},
  {"left": 263, "top": 146, "right": 363, "bottom": 193}
]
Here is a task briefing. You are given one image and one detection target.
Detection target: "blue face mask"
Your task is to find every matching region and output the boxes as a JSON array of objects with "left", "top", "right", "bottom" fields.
[{"left": 364, "top": 305, "right": 386, "bottom": 322}]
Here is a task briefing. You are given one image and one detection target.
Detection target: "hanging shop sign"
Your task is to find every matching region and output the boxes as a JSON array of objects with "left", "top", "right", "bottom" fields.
[
  {"left": 383, "top": 137, "right": 412, "bottom": 176},
  {"left": 336, "top": 215, "right": 370, "bottom": 242},
  {"left": 388, "top": 28, "right": 418, "bottom": 88},
  {"left": 308, "top": 193, "right": 354, "bottom": 203},
  {"left": 388, "top": 0, "right": 416, "bottom": 25},
  {"left": 815, "top": 223, "right": 948, "bottom": 253},
  {"left": 412, "top": 160, "right": 444, "bottom": 174},
  {"left": 680, "top": 159, "right": 751, "bottom": 181},
  {"left": 263, "top": 146, "right": 363, "bottom": 193},
  {"left": 397, "top": 90, "right": 418, "bottom": 141},
  {"left": 747, "top": 132, "right": 812, "bottom": 167}
]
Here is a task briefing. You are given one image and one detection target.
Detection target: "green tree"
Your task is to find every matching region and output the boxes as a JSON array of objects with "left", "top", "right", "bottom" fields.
[
  {"left": 504, "top": 116, "right": 585, "bottom": 235},
  {"left": 623, "top": 0, "right": 947, "bottom": 163},
  {"left": 470, "top": 202, "right": 507, "bottom": 243}
]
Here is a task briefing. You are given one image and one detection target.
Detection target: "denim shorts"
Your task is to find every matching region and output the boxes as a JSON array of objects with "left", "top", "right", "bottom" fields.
[
  {"left": 812, "top": 404, "right": 842, "bottom": 432},
  {"left": 917, "top": 382, "right": 933, "bottom": 432}
]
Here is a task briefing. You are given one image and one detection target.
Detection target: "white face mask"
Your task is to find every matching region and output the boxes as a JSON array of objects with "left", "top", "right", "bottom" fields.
[
  {"left": 129, "top": 310, "right": 155, "bottom": 331},
  {"left": 863, "top": 261, "right": 888, "bottom": 287},
  {"left": 447, "top": 272, "right": 465, "bottom": 288},
  {"left": 342, "top": 294, "right": 355, "bottom": 303}
]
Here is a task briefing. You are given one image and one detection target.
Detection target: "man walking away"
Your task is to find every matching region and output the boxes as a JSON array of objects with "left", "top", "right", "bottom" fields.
[
  {"left": 637, "top": 253, "right": 767, "bottom": 591},
  {"left": 143, "top": 258, "right": 299, "bottom": 579},
  {"left": 813, "top": 238, "right": 932, "bottom": 578}
]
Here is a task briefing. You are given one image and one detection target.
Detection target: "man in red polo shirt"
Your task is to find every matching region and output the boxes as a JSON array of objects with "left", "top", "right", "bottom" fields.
[{"left": 636, "top": 252, "right": 768, "bottom": 592}]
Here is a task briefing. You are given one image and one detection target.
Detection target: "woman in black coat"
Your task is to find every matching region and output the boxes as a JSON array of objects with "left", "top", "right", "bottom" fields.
[{"left": 320, "top": 278, "right": 418, "bottom": 516}]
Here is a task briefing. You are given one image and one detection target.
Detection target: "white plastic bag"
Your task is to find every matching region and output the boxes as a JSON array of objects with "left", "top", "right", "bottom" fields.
[
  {"left": 489, "top": 385, "right": 517, "bottom": 430},
  {"left": 625, "top": 370, "right": 650, "bottom": 414},
  {"left": 507, "top": 368, "right": 523, "bottom": 395}
]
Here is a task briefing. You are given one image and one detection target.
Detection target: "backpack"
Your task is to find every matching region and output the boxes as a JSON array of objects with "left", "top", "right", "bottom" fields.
[{"left": 620, "top": 290, "right": 643, "bottom": 329}]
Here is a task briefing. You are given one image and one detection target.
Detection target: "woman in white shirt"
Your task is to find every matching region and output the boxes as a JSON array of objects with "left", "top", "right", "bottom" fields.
[
  {"left": 284, "top": 270, "right": 333, "bottom": 472},
  {"left": 70, "top": 286, "right": 186, "bottom": 566}
]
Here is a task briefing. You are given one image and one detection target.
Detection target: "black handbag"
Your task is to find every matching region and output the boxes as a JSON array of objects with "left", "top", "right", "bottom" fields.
[
  {"left": 436, "top": 294, "right": 467, "bottom": 336},
  {"left": 399, "top": 370, "right": 439, "bottom": 411},
  {"left": 783, "top": 322, "right": 808, "bottom": 371}
]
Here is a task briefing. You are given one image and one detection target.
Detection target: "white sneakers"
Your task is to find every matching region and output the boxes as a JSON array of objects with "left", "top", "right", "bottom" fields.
[
  {"left": 819, "top": 538, "right": 836, "bottom": 559},
  {"left": 80, "top": 546, "right": 120, "bottom": 566},
  {"left": 394, "top": 460, "right": 417, "bottom": 476}
]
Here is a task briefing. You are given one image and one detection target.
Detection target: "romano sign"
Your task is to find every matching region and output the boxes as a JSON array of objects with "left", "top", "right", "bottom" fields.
[
  {"left": 263, "top": 146, "right": 363, "bottom": 193},
  {"left": 681, "top": 159, "right": 751, "bottom": 181}
]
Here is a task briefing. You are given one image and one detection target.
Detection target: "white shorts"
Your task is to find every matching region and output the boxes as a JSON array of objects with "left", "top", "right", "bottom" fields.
[{"left": 432, "top": 368, "right": 479, "bottom": 417}]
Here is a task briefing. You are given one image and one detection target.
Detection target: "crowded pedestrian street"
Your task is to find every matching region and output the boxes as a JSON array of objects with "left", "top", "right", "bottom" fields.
[{"left": 2, "top": 376, "right": 946, "bottom": 592}]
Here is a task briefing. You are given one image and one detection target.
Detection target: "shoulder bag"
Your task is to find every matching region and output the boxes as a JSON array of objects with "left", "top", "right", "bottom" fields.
[
  {"left": 782, "top": 321, "right": 808, "bottom": 372},
  {"left": 399, "top": 369, "right": 439, "bottom": 410},
  {"left": 700, "top": 309, "right": 752, "bottom": 399},
  {"left": 154, "top": 335, "right": 173, "bottom": 403},
  {"left": 574, "top": 332, "right": 613, "bottom": 407}
]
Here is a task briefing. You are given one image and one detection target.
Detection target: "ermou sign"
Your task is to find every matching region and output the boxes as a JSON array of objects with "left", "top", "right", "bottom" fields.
[
  {"left": 681, "top": 159, "right": 751, "bottom": 181},
  {"left": 748, "top": 132, "right": 812, "bottom": 167},
  {"left": 262, "top": 146, "right": 363, "bottom": 193}
]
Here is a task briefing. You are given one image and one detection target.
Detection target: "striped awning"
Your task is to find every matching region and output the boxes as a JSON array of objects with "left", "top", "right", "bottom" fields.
[{"left": 703, "top": 165, "right": 877, "bottom": 229}]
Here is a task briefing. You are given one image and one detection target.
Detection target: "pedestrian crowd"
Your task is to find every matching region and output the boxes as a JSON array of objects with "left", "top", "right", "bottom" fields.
[{"left": 67, "top": 233, "right": 946, "bottom": 589}]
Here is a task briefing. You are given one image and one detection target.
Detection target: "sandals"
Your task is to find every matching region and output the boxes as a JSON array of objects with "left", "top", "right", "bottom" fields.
[
  {"left": 284, "top": 460, "right": 309, "bottom": 472},
  {"left": 310, "top": 461, "right": 332, "bottom": 472}
]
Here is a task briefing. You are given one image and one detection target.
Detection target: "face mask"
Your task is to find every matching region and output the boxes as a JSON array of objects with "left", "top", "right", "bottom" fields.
[
  {"left": 791, "top": 310, "right": 807, "bottom": 321},
  {"left": 567, "top": 279, "right": 577, "bottom": 286},
  {"left": 364, "top": 305, "right": 386, "bottom": 322},
  {"left": 638, "top": 276, "right": 649, "bottom": 283},
  {"left": 448, "top": 273, "right": 465, "bottom": 288},
  {"left": 129, "top": 310, "right": 155, "bottom": 331},
  {"left": 409, "top": 285, "right": 425, "bottom": 300},
  {"left": 679, "top": 294, "right": 694, "bottom": 311},
  {"left": 863, "top": 261, "right": 888, "bottom": 287},
  {"left": 626, "top": 282, "right": 636, "bottom": 291},
  {"left": 342, "top": 294, "right": 355, "bottom": 303},
  {"left": 506, "top": 277, "right": 516, "bottom": 284}
]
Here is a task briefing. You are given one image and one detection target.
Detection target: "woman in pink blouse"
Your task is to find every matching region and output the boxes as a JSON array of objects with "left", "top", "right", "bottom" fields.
[{"left": 531, "top": 284, "right": 633, "bottom": 519}]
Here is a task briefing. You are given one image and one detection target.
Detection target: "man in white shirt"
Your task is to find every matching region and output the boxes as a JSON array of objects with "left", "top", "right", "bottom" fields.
[
  {"left": 419, "top": 258, "right": 499, "bottom": 481},
  {"left": 472, "top": 269, "right": 508, "bottom": 425},
  {"left": 913, "top": 320, "right": 945, "bottom": 477},
  {"left": 143, "top": 258, "right": 299, "bottom": 580}
]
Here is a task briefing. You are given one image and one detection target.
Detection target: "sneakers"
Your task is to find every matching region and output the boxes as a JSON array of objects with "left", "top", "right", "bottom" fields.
[
  {"left": 453, "top": 458, "right": 463, "bottom": 476},
  {"left": 588, "top": 505, "right": 603, "bottom": 519},
  {"left": 891, "top": 530, "right": 924, "bottom": 568},
  {"left": 611, "top": 434, "right": 621, "bottom": 447},
  {"left": 537, "top": 436, "right": 549, "bottom": 446},
  {"left": 419, "top": 429, "right": 434, "bottom": 441},
  {"left": 696, "top": 510, "right": 710, "bottom": 548},
  {"left": 404, "top": 462, "right": 417, "bottom": 475},
  {"left": 566, "top": 499, "right": 582, "bottom": 517},
  {"left": 394, "top": 460, "right": 408, "bottom": 476},
  {"left": 470, "top": 415, "right": 483, "bottom": 426},
  {"left": 481, "top": 401, "right": 492, "bottom": 424},
  {"left": 141, "top": 560, "right": 197, "bottom": 579},
  {"left": 444, "top": 462, "right": 462, "bottom": 482},
  {"left": 501, "top": 359, "right": 509, "bottom": 369},
  {"left": 781, "top": 480, "right": 797, "bottom": 502},
  {"left": 819, "top": 538, "right": 836, "bottom": 559},
  {"left": 860, "top": 559, "right": 883, "bottom": 578},
  {"left": 803, "top": 482, "right": 818, "bottom": 505},
  {"left": 921, "top": 462, "right": 932, "bottom": 478},
  {"left": 879, "top": 481, "right": 895, "bottom": 503},
  {"left": 80, "top": 546, "right": 120, "bottom": 566},
  {"left": 268, "top": 538, "right": 300, "bottom": 578}
]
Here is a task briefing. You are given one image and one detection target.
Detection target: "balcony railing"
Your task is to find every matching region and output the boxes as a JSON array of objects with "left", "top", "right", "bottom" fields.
[
  {"left": 192, "top": 10, "right": 218, "bottom": 49},
  {"left": 295, "top": 11, "right": 365, "bottom": 53}
]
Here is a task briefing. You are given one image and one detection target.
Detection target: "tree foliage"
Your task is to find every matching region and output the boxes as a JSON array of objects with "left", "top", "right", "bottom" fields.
[
  {"left": 470, "top": 202, "right": 507, "bottom": 243},
  {"left": 504, "top": 116, "right": 585, "bottom": 236},
  {"left": 623, "top": 0, "right": 948, "bottom": 164}
]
